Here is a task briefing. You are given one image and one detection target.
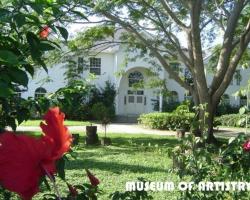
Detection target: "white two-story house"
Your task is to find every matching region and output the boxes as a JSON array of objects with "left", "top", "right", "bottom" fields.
[{"left": 17, "top": 40, "right": 250, "bottom": 117}]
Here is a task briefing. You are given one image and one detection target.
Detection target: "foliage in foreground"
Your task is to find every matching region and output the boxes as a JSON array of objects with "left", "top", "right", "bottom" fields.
[{"left": 168, "top": 134, "right": 250, "bottom": 199}]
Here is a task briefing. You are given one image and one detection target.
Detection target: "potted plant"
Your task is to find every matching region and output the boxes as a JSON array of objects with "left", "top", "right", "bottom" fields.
[
  {"left": 92, "top": 103, "right": 112, "bottom": 145},
  {"left": 85, "top": 123, "right": 99, "bottom": 145}
]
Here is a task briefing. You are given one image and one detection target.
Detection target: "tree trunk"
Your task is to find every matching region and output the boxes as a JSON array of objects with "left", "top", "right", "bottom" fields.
[
  {"left": 206, "top": 102, "right": 218, "bottom": 144},
  {"left": 192, "top": 93, "right": 218, "bottom": 144}
]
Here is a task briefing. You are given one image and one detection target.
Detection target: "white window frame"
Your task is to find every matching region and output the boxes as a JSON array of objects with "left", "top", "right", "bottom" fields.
[{"left": 89, "top": 57, "right": 101, "bottom": 75}]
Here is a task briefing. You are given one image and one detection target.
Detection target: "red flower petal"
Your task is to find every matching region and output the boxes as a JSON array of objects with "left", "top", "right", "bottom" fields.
[
  {"left": 85, "top": 169, "right": 100, "bottom": 186},
  {"left": 0, "top": 107, "right": 72, "bottom": 200},
  {"left": 0, "top": 132, "right": 48, "bottom": 200},
  {"left": 39, "top": 26, "right": 51, "bottom": 39},
  {"left": 243, "top": 140, "right": 250, "bottom": 151},
  {"left": 40, "top": 107, "right": 72, "bottom": 162},
  {"left": 67, "top": 183, "right": 78, "bottom": 197}
]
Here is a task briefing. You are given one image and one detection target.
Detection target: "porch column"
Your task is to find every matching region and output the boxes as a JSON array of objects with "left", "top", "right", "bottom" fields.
[{"left": 159, "top": 93, "right": 163, "bottom": 112}]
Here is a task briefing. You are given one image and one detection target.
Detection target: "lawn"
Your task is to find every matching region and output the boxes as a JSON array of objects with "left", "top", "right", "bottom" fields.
[
  {"left": 21, "top": 120, "right": 91, "bottom": 126},
  {"left": 29, "top": 133, "right": 180, "bottom": 200}
]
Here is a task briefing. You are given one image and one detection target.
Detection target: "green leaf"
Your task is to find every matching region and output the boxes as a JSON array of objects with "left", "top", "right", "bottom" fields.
[
  {"left": 0, "top": 81, "right": 12, "bottom": 97},
  {"left": 24, "top": 64, "right": 35, "bottom": 77},
  {"left": 56, "top": 157, "right": 65, "bottom": 180},
  {"left": 0, "top": 8, "right": 11, "bottom": 21},
  {"left": 39, "top": 176, "right": 51, "bottom": 191},
  {"left": 71, "top": 10, "right": 88, "bottom": 20},
  {"left": 39, "top": 41, "right": 56, "bottom": 51},
  {"left": 6, "top": 116, "right": 17, "bottom": 131},
  {"left": 56, "top": 26, "right": 68, "bottom": 41},
  {"left": 37, "top": 58, "right": 48, "bottom": 73},
  {"left": 29, "top": 3, "right": 44, "bottom": 14},
  {"left": 25, "top": 14, "right": 40, "bottom": 24},
  {"left": 8, "top": 68, "right": 28, "bottom": 86},
  {"left": 13, "top": 13, "right": 26, "bottom": 27},
  {"left": 26, "top": 32, "right": 42, "bottom": 59},
  {"left": 239, "top": 107, "right": 246, "bottom": 115},
  {"left": 0, "top": 50, "right": 19, "bottom": 65},
  {"left": 228, "top": 137, "right": 235, "bottom": 144}
]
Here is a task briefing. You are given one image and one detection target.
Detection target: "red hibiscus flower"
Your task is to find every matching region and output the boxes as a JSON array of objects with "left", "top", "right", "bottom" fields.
[
  {"left": 85, "top": 169, "right": 100, "bottom": 186},
  {"left": 0, "top": 107, "right": 72, "bottom": 200},
  {"left": 39, "top": 25, "right": 51, "bottom": 39},
  {"left": 243, "top": 140, "right": 250, "bottom": 151},
  {"left": 67, "top": 183, "right": 78, "bottom": 197}
]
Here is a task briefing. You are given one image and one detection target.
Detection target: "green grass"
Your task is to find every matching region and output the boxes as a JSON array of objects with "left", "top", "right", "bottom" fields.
[
  {"left": 20, "top": 120, "right": 91, "bottom": 126},
  {"left": 31, "top": 133, "right": 180, "bottom": 200}
]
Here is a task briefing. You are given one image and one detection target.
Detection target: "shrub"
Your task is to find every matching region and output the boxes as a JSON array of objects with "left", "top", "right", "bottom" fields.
[
  {"left": 162, "top": 101, "right": 180, "bottom": 112},
  {"left": 139, "top": 103, "right": 194, "bottom": 130},
  {"left": 215, "top": 114, "right": 249, "bottom": 127},
  {"left": 168, "top": 134, "right": 250, "bottom": 199},
  {"left": 92, "top": 103, "right": 112, "bottom": 120},
  {"left": 215, "top": 104, "right": 240, "bottom": 116},
  {"left": 138, "top": 112, "right": 195, "bottom": 131},
  {"left": 89, "top": 80, "right": 116, "bottom": 120}
]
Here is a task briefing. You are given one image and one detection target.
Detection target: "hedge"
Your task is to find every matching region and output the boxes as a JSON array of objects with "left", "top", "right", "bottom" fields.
[
  {"left": 138, "top": 112, "right": 195, "bottom": 130},
  {"left": 215, "top": 114, "right": 250, "bottom": 128}
]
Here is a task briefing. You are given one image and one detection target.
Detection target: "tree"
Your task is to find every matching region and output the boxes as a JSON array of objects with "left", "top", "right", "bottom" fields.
[
  {"left": 0, "top": 0, "right": 87, "bottom": 130},
  {"left": 67, "top": 0, "right": 250, "bottom": 142}
]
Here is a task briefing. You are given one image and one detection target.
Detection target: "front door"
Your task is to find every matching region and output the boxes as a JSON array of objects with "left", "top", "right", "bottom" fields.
[{"left": 126, "top": 90, "right": 146, "bottom": 115}]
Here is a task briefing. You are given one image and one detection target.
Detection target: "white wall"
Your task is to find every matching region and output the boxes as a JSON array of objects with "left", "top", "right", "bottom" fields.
[
  {"left": 20, "top": 44, "right": 250, "bottom": 115},
  {"left": 81, "top": 52, "right": 116, "bottom": 88},
  {"left": 22, "top": 63, "right": 67, "bottom": 98}
]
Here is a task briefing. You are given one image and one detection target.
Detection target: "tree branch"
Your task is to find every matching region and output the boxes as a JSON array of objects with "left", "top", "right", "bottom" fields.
[
  {"left": 212, "top": 21, "right": 250, "bottom": 103},
  {"left": 98, "top": 11, "right": 192, "bottom": 91},
  {"left": 159, "top": 0, "right": 189, "bottom": 30},
  {"left": 189, "top": 0, "right": 209, "bottom": 102},
  {"left": 209, "top": 0, "right": 246, "bottom": 95}
]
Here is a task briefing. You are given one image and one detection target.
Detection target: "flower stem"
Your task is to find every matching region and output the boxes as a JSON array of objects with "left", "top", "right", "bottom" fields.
[{"left": 43, "top": 167, "right": 62, "bottom": 200}]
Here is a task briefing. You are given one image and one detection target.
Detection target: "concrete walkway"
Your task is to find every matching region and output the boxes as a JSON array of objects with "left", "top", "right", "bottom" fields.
[
  {"left": 15, "top": 123, "right": 248, "bottom": 138},
  {"left": 16, "top": 123, "right": 176, "bottom": 136}
]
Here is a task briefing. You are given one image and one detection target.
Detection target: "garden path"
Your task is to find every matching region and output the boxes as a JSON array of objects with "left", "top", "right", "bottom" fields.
[{"left": 15, "top": 124, "right": 247, "bottom": 138}]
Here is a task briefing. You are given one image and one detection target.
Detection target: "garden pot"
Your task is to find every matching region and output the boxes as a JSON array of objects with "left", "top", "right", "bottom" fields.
[
  {"left": 176, "top": 129, "right": 185, "bottom": 138},
  {"left": 72, "top": 133, "right": 80, "bottom": 145},
  {"left": 101, "top": 137, "right": 111, "bottom": 146},
  {"left": 85, "top": 126, "right": 99, "bottom": 145}
]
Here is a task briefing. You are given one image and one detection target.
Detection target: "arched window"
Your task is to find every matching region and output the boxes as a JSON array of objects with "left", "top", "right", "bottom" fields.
[
  {"left": 35, "top": 87, "right": 46, "bottom": 99},
  {"left": 221, "top": 94, "right": 230, "bottom": 105},
  {"left": 128, "top": 71, "right": 143, "bottom": 87},
  {"left": 169, "top": 91, "right": 179, "bottom": 103},
  {"left": 240, "top": 95, "right": 247, "bottom": 106}
]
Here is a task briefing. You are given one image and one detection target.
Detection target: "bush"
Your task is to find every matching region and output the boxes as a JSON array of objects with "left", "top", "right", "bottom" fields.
[
  {"left": 92, "top": 102, "right": 113, "bottom": 121},
  {"left": 215, "top": 104, "right": 240, "bottom": 116},
  {"left": 37, "top": 80, "right": 116, "bottom": 121},
  {"left": 139, "top": 103, "right": 194, "bottom": 130},
  {"left": 89, "top": 80, "right": 116, "bottom": 120},
  {"left": 168, "top": 134, "right": 250, "bottom": 199},
  {"left": 215, "top": 114, "right": 249, "bottom": 127},
  {"left": 162, "top": 101, "right": 180, "bottom": 112},
  {"left": 138, "top": 112, "right": 195, "bottom": 131}
]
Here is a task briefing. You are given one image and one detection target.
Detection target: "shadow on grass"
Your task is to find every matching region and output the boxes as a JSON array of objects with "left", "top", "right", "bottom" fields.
[
  {"left": 76, "top": 135, "right": 179, "bottom": 148},
  {"left": 66, "top": 135, "right": 177, "bottom": 174},
  {"left": 66, "top": 158, "right": 168, "bottom": 174},
  {"left": 110, "top": 136, "right": 178, "bottom": 148}
]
